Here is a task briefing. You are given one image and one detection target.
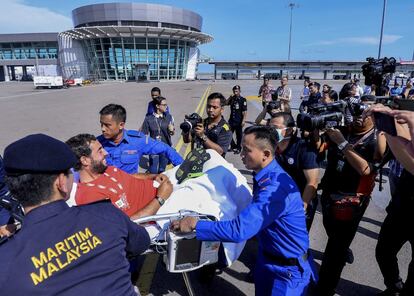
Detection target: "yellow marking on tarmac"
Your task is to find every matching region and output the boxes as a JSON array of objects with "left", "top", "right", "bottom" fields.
[
  {"left": 246, "top": 95, "right": 260, "bottom": 101},
  {"left": 135, "top": 85, "right": 211, "bottom": 295},
  {"left": 135, "top": 253, "right": 159, "bottom": 295}
]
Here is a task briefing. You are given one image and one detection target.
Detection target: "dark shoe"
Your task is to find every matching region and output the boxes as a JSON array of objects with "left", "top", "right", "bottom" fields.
[
  {"left": 346, "top": 248, "right": 354, "bottom": 264},
  {"left": 245, "top": 270, "right": 254, "bottom": 283}
]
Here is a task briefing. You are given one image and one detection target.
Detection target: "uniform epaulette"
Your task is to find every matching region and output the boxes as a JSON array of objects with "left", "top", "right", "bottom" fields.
[
  {"left": 222, "top": 123, "right": 230, "bottom": 131},
  {"left": 126, "top": 130, "right": 145, "bottom": 137}
]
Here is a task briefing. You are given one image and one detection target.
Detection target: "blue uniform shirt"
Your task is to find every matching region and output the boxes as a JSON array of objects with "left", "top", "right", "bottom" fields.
[
  {"left": 196, "top": 159, "right": 309, "bottom": 259},
  {"left": 97, "top": 129, "right": 183, "bottom": 174},
  {"left": 0, "top": 200, "right": 150, "bottom": 295},
  {"left": 0, "top": 156, "right": 11, "bottom": 225}
]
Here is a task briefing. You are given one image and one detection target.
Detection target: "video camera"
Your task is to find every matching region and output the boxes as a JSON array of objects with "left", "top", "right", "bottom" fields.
[
  {"left": 296, "top": 101, "right": 346, "bottom": 131},
  {"left": 179, "top": 113, "right": 203, "bottom": 134},
  {"left": 362, "top": 57, "right": 396, "bottom": 95},
  {"left": 266, "top": 100, "right": 282, "bottom": 114}
]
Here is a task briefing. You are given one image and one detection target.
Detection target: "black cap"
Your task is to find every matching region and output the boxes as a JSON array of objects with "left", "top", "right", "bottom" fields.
[{"left": 3, "top": 134, "right": 76, "bottom": 175}]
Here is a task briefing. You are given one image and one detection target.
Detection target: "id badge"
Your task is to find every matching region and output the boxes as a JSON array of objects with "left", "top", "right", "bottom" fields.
[
  {"left": 336, "top": 160, "right": 345, "bottom": 172},
  {"left": 235, "top": 103, "right": 239, "bottom": 109},
  {"left": 155, "top": 135, "right": 162, "bottom": 141}
]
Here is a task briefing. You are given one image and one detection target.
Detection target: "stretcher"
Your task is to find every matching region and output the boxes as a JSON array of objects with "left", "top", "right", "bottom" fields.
[{"left": 133, "top": 210, "right": 220, "bottom": 296}]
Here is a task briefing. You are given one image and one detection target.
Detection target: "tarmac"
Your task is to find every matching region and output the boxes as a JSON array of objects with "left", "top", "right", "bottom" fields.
[{"left": 0, "top": 79, "right": 410, "bottom": 296}]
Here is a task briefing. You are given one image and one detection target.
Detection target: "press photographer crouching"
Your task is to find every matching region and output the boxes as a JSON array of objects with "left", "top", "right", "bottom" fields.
[
  {"left": 181, "top": 92, "right": 232, "bottom": 157},
  {"left": 316, "top": 98, "right": 383, "bottom": 296}
]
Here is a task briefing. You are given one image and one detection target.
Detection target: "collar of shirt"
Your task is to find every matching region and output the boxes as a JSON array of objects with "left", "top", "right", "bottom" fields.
[
  {"left": 153, "top": 113, "right": 164, "bottom": 118},
  {"left": 101, "top": 129, "right": 130, "bottom": 147},
  {"left": 254, "top": 159, "right": 280, "bottom": 185},
  {"left": 23, "top": 200, "right": 69, "bottom": 226}
]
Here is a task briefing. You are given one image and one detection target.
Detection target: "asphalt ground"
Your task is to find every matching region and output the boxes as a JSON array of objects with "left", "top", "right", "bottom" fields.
[{"left": 0, "top": 79, "right": 410, "bottom": 296}]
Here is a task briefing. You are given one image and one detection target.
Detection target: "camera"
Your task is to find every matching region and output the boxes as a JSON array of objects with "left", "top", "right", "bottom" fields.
[
  {"left": 350, "top": 103, "right": 369, "bottom": 117},
  {"left": 297, "top": 101, "right": 346, "bottom": 131},
  {"left": 362, "top": 57, "right": 396, "bottom": 95},
  {"left": 266, "top": 100, "right": 282, "bottom": 113},
  {"left": 179, "top": 113, "right": 202, "bottom": 133}
]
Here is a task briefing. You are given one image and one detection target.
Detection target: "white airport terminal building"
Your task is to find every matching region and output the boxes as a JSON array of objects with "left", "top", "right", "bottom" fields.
[{"left": 0, "top": 2, "right": 213, "bottom": 82}]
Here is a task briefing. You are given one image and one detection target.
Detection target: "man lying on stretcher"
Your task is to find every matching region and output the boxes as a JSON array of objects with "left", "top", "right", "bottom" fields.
[
  {"left": 66, "top": 133, "right": 253, "bottom": 266},
  {"left": 66, "top": 134, "right": 173, "bottom": 219}
]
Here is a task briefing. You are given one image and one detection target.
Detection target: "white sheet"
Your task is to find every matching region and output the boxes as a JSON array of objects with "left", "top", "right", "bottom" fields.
[{"left": 157, "top": 149, "right": 252, "bottom": 266}]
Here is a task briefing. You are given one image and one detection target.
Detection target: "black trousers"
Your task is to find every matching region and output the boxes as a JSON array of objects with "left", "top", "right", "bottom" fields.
[
  {"left": 230, "top": 124, "right": 243, "bottom": 150},
  {"left": 376, "top": 208, "right": 414, "bottom": 294},
  {"left": 318, "top": 194, "right": 370, "bottom": 296}
]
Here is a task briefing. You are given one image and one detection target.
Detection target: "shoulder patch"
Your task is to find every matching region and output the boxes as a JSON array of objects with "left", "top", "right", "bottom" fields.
[
  {"left": 222, "top": 123, "right": 230, "bottom": 131},
  {"left": 127, "top": 130, "right": 145, "bottom": 137}
]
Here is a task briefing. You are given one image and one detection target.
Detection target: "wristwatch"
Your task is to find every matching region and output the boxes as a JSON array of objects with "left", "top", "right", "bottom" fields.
[
  {"left": 337, "top": 140, "right": 349, "bottom": 151},
  {"left": 156, "top": 196, "right": 165, "bottom": 206},
  {"left": 201, "top": 135, "right": 208, "bottom": 142}
]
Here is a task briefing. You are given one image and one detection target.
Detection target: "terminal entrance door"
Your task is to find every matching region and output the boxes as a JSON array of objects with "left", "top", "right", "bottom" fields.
[{"left": 134, "top": 63, "right": 149, "bottom": 82}]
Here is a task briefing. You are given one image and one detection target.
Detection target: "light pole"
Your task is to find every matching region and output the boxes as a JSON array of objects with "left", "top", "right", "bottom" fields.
[
  {"left": 378, "top": 0, "right": 387, "bottom": 59},
  {"left": 287, "top": 3, "right": 298, "bottom": 61}
]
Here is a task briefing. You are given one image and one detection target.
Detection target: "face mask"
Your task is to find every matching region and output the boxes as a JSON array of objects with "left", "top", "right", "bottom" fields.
[{"left": 275, "top": 128, "right": 290, "bottom": 143}]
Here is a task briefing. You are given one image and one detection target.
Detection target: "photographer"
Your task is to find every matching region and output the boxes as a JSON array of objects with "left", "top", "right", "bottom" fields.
[
  {"left": 269, "top": 113, "right": 320, "bottom": 230},
  {"left": 365, "top": 106, "right": 414, "bottom": 296},
  {"left": 0, "top": 155, "right": 15, "bottom": 238},
  {"left": 339, "top": 82, "right": 360, "bottom": 125},
  {"left": 299, "top": 82, "right": 322, "bottom": 113},
  {"left": 182, "top": 92, "right": 232, "bottom": 157},
  {"left": 317, "top": 100, "right": 382, "bottom": 296},
  {"left": 225, "top": 85, "right": 247, "bottom": 154},
  {"left": 254, "top": 99, "right": 290, "bottom": 126}
]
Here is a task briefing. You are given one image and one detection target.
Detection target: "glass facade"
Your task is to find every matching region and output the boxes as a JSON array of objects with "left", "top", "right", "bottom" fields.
[
  {"left": 0, "top": 41, "right": 58, "bottom": 60},
  {"left": 81, "top": 37, "right": 194, "bottom": 80}
]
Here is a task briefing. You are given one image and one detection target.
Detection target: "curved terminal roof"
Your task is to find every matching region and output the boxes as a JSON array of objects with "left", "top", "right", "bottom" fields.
[{"left": 72, "top": 3, "right": 203, "bottom": 31}]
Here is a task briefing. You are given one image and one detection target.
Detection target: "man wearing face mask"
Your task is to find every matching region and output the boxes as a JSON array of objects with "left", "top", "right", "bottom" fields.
[{"left": 269, "top": 112, "right": 320, "bottom": 230}]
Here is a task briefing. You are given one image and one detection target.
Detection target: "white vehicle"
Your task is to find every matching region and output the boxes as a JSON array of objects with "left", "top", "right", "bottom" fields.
[{"left": 33, "top": 76, "right": 64, "bottom": 89}]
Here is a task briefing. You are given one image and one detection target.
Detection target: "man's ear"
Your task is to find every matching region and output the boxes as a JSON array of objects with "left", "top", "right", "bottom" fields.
[
  {"left": 56, "top": 173, "right": 70, "bottom": 196},
  {"left": 80, "top": 155, "right": 90, "bottom": 167},
  {"left": 119, "top": 121, "right": 126, "bottom": 130},
  {"left": 263, "top": 149, "right": 272, "bottom": 161}
]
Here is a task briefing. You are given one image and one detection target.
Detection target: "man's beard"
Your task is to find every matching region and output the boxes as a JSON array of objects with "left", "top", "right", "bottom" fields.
[{"left": 91, "top": 159, "right": 107, "bottom": 174}]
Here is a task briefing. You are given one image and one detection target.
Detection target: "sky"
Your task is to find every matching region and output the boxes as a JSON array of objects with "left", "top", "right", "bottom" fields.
[{"left": 1, "top": 0, "right": 413, "bottom": 64}]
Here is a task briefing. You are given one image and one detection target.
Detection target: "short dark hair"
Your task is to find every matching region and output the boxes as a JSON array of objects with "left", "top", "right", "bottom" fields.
[
  {"left": 272, "top": 112, "right": 296, "bottom": 127},
  {"left": 329, "top": 90, "right": 339, "bottom": 101},
  {"left": 244, "top": 125, "right": 277, "bottom": 156},
  {"left": 153, "top": 96, "right": 166, "bottom": 106},
  {"left": 99, "top": 104, "right": 126, "bottom": 123},
  {"left": 207, "top": 92, "right": 226, "bottom": 107},
  {"left": 6, "top": 173, "right": 63, "bottom": 207},
  {"left": 66, "top": 134, "right": 96, "bottom": 171},
  {"left": 339, "top": 83, "right": 356, "bottom": 100},
  {"left": 151, "top": 87, "right": 161, "bottom": 94},
  {"left": 309, "top": 82, "right": 320, "bottom": 90}
]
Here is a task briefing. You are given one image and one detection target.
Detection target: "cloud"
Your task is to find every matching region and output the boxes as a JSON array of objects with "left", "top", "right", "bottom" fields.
[
  {"left": 307, "top": 34, "right": 403, "bottom": 46},
  {"left": 0, "top": 0, "right": 72, "bottom": 34}
]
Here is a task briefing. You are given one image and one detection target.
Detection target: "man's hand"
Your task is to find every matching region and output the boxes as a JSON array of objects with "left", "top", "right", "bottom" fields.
[
  {"left": 194, "top": 123, "right": 205, "bottom": 138},
  {"left": 157, "top": 178, "right": 173, "bottom": 200},
  {"left": 325, "top": 128, "right": 346, "bottom": 145},
  {"left": 154, "top": 174, "right": 169, "bottom": 184},
  {"left": 0, "top": 224, "right": 16, "bottom": 237},
  {"left": 170, "top": 217, "right": 198, "bottom": 233}
]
